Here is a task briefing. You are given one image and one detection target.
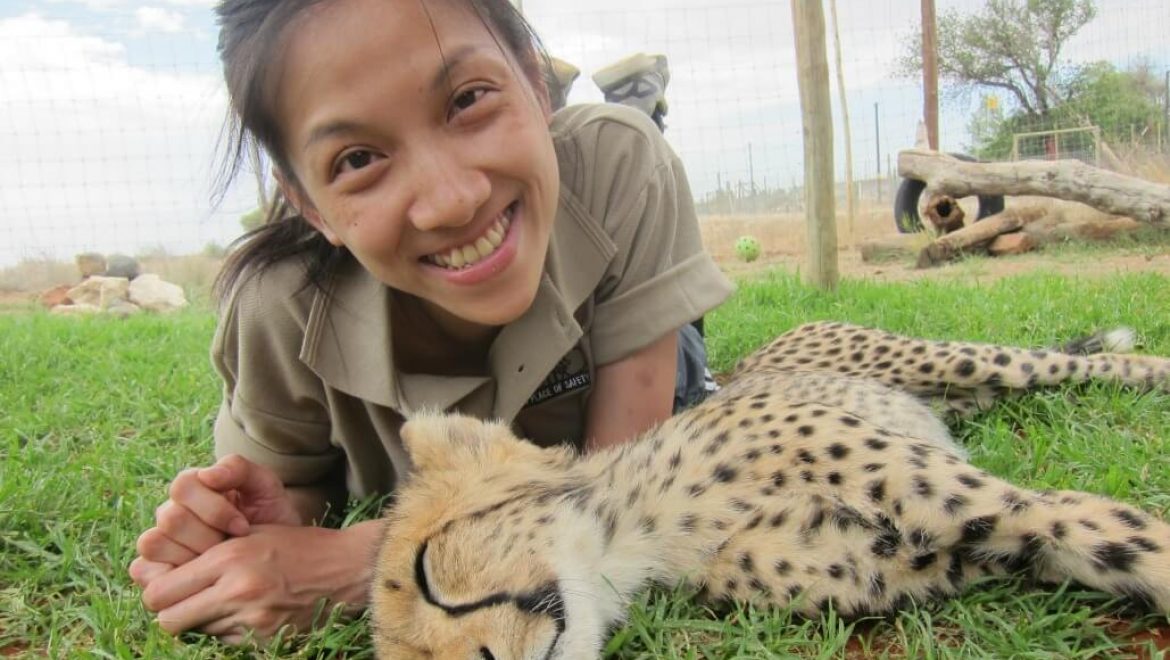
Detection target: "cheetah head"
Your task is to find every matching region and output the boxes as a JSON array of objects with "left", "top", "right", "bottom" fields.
[{"left": 370, "top": 412, "right": 614, "bottom": 660}]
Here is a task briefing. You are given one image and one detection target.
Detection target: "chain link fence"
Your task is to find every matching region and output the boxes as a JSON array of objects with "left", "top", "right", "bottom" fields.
[{"left": 1, "top": 0, "right": 1167, "bottom": 285}]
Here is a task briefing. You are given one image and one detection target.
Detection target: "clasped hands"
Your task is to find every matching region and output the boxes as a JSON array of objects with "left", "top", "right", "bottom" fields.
[{"left": 128, "top": 455, "right": 371, "bottom": 644}]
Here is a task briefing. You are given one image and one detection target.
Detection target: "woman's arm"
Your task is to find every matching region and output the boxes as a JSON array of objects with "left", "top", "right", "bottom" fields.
[{"left": 584, "top": 329, "right": 678, "bottom": 452}]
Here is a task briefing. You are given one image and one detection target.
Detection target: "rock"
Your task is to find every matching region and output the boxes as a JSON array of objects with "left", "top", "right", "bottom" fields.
[
  {"left": 107, "top": 301, "right": 143, "bottom": 317},
  {"left": 988, "top": 231, "right": 1036, "bottom": 256},
  {"left": 128, "top": 274, "right": 188, "bottom": 312},
  {"left": 76, "top": 252, "right": 107, "bottom": 279},
  {"left": 104, "top": 254, "right": 141, "bottom": 280},
  {"left": 50, "top": 303, "right": 102, "bottom": 315},
  {"left": 66, "top": 276, "right": 130, "bottom": 309},
  {"left": 39, "top": 284, "right": 73, "bottom": 309}
]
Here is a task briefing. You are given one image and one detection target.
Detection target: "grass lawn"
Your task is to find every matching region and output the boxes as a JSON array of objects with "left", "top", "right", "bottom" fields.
[{"left": 2, "top": 269, "right": 1169, "bottom": 658}]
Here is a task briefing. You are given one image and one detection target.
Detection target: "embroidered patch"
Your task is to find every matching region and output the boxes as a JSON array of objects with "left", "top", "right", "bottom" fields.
[{"left": 526, "top": 347, "right": 591, "bottom": 407}]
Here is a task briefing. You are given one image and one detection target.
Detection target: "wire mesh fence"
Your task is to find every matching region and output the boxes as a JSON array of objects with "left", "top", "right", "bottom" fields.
[{"left": 1, "top": 0, "right": 1167, "bottom": 282}]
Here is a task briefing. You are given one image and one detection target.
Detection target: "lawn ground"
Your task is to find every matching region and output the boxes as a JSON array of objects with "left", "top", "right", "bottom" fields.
[{"left": 2, "top": 268, "right": 1169, "bottom": 658}]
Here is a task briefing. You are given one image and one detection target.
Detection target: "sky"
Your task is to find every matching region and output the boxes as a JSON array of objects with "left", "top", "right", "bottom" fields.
[{"left": 0, "top": 0, "right": 1167, "bottom": 265}]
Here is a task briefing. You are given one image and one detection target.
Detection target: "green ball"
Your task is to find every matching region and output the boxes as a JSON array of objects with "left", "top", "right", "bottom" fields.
[{"left": 735, "top": 235, "right": 761, "bottom": 262}]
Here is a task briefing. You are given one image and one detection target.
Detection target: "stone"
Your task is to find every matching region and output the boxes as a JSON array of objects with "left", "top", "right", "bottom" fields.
[
  {"left": 128, "top": 274, "right": 188, "bottom": 312},
  {"left": 50, "top": 303, "right": 102, "bottom": 315},
  {"left": 107, "top": 301, "right": 143, "bottom": 317},
  {"left": 104, "top": 254, "right": 141, "bottom": 280},
  {"left": 39, "top": 284, "right": 73, "bottom": 309},
  {"left": 76, "top": 252, "right": 107, "bottom": 279},
  {"left": 66, "top": 276, "right": 130, "bottom": 309},
  {"left": 988, "top": 231, "right": 1036, "bottom": 256}
]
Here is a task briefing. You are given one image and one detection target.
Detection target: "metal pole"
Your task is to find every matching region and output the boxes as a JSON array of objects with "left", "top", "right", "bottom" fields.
[
  {"left": 874, "top": 102, "right": 881, "bottom": 202},
  {"left": 748, "top": 142, "right": 756, "bottom": 197}
]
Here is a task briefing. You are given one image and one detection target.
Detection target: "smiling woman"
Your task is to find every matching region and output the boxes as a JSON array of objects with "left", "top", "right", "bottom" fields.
[{"left": 125, "top": 0, "right": 732, "bottom": 646}]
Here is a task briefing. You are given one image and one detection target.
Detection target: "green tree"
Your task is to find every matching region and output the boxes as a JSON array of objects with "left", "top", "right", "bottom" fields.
[
  {"left": 239, "top": 207, "right": 265, "bottom": 232},
  {"left": 900, "top": 0, "right": 1097, "bottom": 119},
  {"left": 968, "top": 62, "right": 1167, "bottom": 159},
  {"left": 1063, "top": 61, "right": 1165, "bottom": 144}
]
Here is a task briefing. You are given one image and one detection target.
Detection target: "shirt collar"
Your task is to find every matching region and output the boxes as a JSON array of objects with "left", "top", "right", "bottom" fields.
[{"left": 298, "top": 187, "right": 616, "bottom": 417}]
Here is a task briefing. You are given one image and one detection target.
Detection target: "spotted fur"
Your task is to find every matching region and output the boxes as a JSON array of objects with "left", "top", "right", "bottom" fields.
[{"left": 370, "top": 322, "right": 1170, "bottom": 659}]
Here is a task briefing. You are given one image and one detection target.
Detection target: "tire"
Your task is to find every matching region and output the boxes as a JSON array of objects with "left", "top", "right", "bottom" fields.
[{"left": 893, "top": 153, "right": 1005, "bottom": 233}]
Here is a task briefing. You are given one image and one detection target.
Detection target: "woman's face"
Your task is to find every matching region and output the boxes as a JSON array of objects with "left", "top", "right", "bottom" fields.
[{"left": 276, "top": 0, "right": 559, "bottom": 331}]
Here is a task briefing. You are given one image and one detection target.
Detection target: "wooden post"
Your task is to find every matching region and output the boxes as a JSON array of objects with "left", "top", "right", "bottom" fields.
[
  {"left": 921, "top": 0, "right": 939, "bottom": 150},
  {"left": 791, "top": 0, "right": 839, "bottom": 290},
  {"left": 828, "top": 0, "right": 855, "bottom": 248}
]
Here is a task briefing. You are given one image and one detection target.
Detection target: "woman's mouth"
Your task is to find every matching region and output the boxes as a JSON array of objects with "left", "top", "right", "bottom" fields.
[{"left": 425, "top": 202, "right": 516, "bottom": 270}]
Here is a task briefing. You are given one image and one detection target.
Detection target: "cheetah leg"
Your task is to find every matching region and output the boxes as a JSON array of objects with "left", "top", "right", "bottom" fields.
[
  {"left": 698, "top": 419, "right": 1170, "bottom": 617},
  {"left": 742, "top": 322, "right": 1170, "bottom": 417},
  {"left": 873, "top": 443, "right": 1170, "bottom": 613}
]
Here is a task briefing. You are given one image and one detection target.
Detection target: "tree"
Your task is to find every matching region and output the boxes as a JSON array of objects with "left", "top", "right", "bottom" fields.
[
  {"left": 239, "top": 207, "right": 265, "bottom": 232},
  {"left": 1063, "top": 60, "right": 1166, "bottom": 144},
  {"left": 968, "top": 62, "right": 1166, "bottom": 159},
  {"left": 899, "top": 0, "right": 1097, "bottom": 120}
]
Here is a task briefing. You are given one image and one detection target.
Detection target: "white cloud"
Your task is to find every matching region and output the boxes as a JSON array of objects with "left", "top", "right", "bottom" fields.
[
  {"left": 42, "top": 0, "right": 218, "bottom": 9},
  {"left": 135, "top": 6, "right": 185, "bottom": 33},
  {"left": 0, "top": 1, "right": 1165, "bottom": 263},
  {"left": 0, "top": 12, "right": 252, "bottom": 265}
]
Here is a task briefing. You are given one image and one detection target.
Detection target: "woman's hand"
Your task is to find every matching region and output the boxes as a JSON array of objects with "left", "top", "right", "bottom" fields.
[
  {"left": 131, "top": 455, "right": 302, "bottom": 574},
  {"left": 135, "top": 520, "right": 384, "bottom": 643}
]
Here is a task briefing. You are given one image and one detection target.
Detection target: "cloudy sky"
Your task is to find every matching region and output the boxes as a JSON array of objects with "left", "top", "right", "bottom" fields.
[{"left": 1, "top": 0, "right": 1166, "bottom": 265}]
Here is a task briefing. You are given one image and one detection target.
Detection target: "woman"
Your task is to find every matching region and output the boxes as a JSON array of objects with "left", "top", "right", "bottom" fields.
[{"left": 129, "top": 0, "right": 733, "bottom": 643}]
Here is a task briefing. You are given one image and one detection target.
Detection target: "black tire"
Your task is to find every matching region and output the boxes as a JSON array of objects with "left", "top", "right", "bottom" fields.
[{"left": 893, "top": 153, "right": 1005, "bottom": 233}]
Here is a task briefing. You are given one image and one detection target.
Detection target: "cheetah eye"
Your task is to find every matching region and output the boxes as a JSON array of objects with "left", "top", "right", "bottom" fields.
[{"left": 479, "top": 647, "right": 497, "bottom": 660}]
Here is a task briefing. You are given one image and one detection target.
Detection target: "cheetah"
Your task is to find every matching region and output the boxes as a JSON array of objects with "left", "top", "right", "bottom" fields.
[{"left": 370, "top": 322, "right": 1170, "bottom": 659}]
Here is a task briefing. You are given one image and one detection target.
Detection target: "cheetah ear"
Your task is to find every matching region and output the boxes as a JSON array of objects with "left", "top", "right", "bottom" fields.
[{"left": 400, "top": 411, "right": 520, "bottom": 473}]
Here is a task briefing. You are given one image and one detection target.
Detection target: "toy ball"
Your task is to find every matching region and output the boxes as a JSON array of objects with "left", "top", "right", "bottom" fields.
[{"left": 734, "top": 235, "right": 762, "bottom": 263}]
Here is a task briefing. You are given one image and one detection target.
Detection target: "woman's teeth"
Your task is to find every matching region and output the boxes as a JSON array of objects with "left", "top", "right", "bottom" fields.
[{"left": 429, "top": 210, "right": 512, "bottom": 270}]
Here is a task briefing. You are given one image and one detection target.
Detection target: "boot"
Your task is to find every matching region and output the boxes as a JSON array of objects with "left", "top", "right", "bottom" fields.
[{"left": 592, "top": 52, "right": 670, "bottom": 131}]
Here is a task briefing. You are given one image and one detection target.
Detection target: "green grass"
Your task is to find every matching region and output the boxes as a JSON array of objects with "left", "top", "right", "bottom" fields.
[{"left": 2, "top": 270, "right": 1169, "bottom": 657}]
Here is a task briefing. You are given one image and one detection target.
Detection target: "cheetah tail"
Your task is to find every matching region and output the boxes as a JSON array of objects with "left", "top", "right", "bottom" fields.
[{"left": 1054, "top": 327, "right": 1136, "bottom": 356}]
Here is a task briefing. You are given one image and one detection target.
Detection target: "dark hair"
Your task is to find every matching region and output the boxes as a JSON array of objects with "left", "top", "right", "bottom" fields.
[{"left": 212, "top": 0, "right": 551, "bottom": 303}]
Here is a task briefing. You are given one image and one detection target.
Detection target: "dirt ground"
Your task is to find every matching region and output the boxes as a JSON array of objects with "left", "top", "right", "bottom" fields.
[
  {"left": 4, "top": 200, "right": 1170, "bottom": 310},
  {"left": 701, "top": 200, "right": 1170, "bottom": 284}
]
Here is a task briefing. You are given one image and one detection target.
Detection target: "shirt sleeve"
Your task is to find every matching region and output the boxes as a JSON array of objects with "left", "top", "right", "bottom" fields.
[
  {"left": 579, "top": 108, "right": 734, "bottom": 366},
  {"left": 210, "top": 263, "right": 342, "bottom": 487}
]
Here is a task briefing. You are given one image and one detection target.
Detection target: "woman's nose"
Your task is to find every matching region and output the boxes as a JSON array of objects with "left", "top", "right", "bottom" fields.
[{"left": 404, "top": 148, "right": 491, "bottom": 232}]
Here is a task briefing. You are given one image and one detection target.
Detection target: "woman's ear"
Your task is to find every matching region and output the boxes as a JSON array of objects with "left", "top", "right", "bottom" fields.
[{"left": 276, "top": 170, "right": 342, "bottom": 246}]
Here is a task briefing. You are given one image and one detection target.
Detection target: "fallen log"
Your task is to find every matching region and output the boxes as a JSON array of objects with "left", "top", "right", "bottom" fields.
[
  {"left": 924, "top": 194, "right": 965, "bottom": 234},
  {"left": 898, "top": 150, "right": 1170, "bottom": 225},
  {"left": 916, "top": 207, "right": 1046, "bottom": 268}
]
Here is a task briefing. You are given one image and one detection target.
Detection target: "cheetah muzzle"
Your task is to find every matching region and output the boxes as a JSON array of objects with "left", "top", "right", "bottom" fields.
[{"left": 370, "top": 322, "right": 1170, "bottom": 659}]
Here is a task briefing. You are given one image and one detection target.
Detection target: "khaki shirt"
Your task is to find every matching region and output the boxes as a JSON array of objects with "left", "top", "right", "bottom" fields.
[{"left": 211, "top": 103, "right": 734, "bottom": 498}]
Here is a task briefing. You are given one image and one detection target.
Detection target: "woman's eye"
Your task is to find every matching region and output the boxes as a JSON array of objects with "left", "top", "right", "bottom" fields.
[
  {"left": 450, "top": 88, "right": 487, "bottom": 117},
  {"left": 339, "top": 150, "right": 374, "bottom": 173},
  {"left": 334, "top": 149, "right": 380, "bottom": 177}
]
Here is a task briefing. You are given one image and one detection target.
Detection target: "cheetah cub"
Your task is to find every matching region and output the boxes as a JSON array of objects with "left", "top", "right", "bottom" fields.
[{"left": 371, "top": 322, "right": 1170, "bottom": 659}]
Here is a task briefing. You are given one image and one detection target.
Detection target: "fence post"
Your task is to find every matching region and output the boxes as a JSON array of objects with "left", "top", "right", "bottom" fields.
[
  {"left": 791, "top": 0, "right": 839, "bottom": 290},
  {"left": 921, "top": 0, "right": 939, "bottom": 150}
]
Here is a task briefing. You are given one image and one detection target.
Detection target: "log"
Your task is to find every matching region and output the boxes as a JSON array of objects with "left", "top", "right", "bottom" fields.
[
  {"left": 924, "top": 194, "right": 964, "bottom": 234},
  {"left": 898, "top": 149, "right": 1170, "bottom": 225},
  {"left": 916, "top": 207, "right": 1045, "bottom": 268},
  {"left": 858, "top": 235, "right": 921, "bottom": 263}
]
